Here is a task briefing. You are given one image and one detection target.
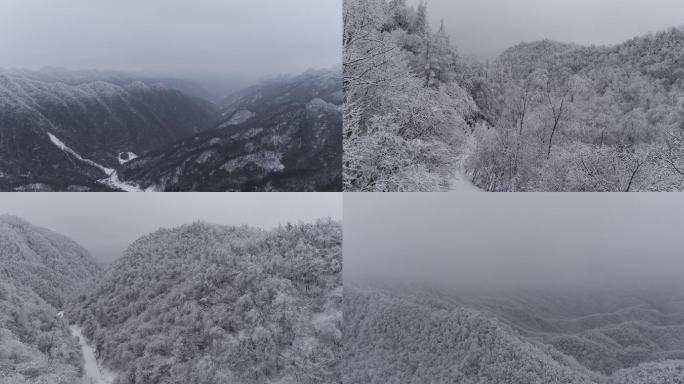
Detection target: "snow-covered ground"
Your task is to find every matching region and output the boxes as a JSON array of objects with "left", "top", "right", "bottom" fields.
[
  {"left": 219, "top": 109, "right": 256, "bottom": 128},
  {"left": 449, "top": 137, "right": 481, "bottom": 192},
  {"left": 118, "top": 151, "right": 139, "bottom": 165},
  {"left": 69, "top": 325, "right": 116, "bottom": 384},
  {"left": 449, "top": 170, "right": 480, "bottom": 192},
  {"left": 48, "top": 133, "right": 113, "bottom": 175},
  {"left": 47, "top": 132, "right": 145, "bottom": 192}
]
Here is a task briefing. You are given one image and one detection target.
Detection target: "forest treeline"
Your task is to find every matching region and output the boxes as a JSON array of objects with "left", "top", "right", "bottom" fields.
[{"left": 344, "top": 0, "right": 684, "bottom": 191}]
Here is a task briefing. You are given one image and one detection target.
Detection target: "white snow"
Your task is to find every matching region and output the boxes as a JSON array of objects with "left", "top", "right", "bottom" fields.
[
  {"left": 69, "top": 325, "right": 116, "bottom": 384},
  {"left": 449, "top": 137, "right": 480, "bottom": 192},
  {"left": 48, "top": 133, "right": 113, "bottom": 175},
  {"left": 101, "top": 171, "right": 144, "bottom": 192},
  {"left": 218, "top": 109, "right": 256, "bottom": 128},
  {"left": 221, "top": 151, "right": 285, "bottom": 173},
  {"left": 449, "top": 170, "right": 480, "bottom": 192},
  {"left": 47, "top": 132, "right": 145, "bottom": 192},
  {"left": 118, "top": 151, "right": 139, "bottom": 165}
]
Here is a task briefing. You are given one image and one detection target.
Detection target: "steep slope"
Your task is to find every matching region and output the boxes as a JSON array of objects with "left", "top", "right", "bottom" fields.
[
  {"left": 343, "top": 0, "right": 485, "bottom": 191},
  {"left": 0, "top": 215, "right": 102, "bottom": 384},
  {"left": 0, "top": 215, "right": 101, "bottom": 306},
  {"left": 69, "top": 220, "right": 342, "bottom": 384},
  {"left": 344, "top": 285, "right": 598, "bottom": 384},
  {"left": 119, "top": 69, "right": 342, "bottom": 191},
  {"left": 0, "top": 72, "right": 219, "bottom": 191}
]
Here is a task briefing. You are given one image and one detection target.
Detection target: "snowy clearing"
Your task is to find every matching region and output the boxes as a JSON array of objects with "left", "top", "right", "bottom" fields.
[
  {"left": 69, "top": 325, "right": 116, "bottom": 384},
  {"left": 118, "top": 152, "right": 139, "bottom": 165},
  {"left": 218, "top": 109, "right": 255, "bottom": 128}
]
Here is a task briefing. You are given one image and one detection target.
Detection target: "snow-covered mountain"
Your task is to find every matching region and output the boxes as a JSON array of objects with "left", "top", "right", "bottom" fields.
[
  {"left": 69, "top": 220, "right": 343, "bottom": 384},
  {"left": 344, "top": 284, "right": 684, "bottom": 384},
  {"left": 0, "top": 215, "right": 101, "bottom": 306},
  {"left": 0, "top": 71, "right": 219, "bottom": 191},
  {"left": 119, "top": 68, "right": 343, "bottom": 191},
  {"left": 0, "top": 67, "right": 341, "bottom": 191}
]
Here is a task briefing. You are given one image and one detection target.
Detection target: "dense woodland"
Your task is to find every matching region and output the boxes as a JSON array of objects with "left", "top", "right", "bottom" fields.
[
  {"left": 343, "top": 0, "right": 684, "bottom": 191},
  {"left": 0, "top": 215, "right": 100, "bottom": 384},
  {"left": 68, "top": 220, "right": 342, "bottom": 384},
  {"left": 344, "top": 284, "right": 684, "bottom": 384},
  {"left": 1, "top": 215, "right": 341, "bottom": 384}
]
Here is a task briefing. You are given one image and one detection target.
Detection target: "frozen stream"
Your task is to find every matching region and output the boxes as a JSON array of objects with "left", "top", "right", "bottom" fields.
[
  {"left": 69, "top": 325, "right": 116, "bottom": 384},
  {"left": 47, "top": 132, "right": 145, "bottom": 192}
]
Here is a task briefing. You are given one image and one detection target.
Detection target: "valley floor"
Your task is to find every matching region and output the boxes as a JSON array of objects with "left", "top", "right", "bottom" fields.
[{"left": 69, "top": 325, "right": 116, "bottom": 384}]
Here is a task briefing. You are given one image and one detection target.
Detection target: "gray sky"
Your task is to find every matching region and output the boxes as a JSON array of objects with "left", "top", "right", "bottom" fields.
[
  {"left": 345, "top": 193, "right": 684, "bottom": 289},
  {"left": 412, "top": 0, "right": 684, "bottom": 59},
  {"left": 0, "top": 0, "right": 341, "bottom": 78},
  {"left": 0, "top": 193, "right": 341, "bottom": 262}
]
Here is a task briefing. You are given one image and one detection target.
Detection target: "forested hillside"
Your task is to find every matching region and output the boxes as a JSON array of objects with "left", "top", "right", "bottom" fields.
[
  {"left": 471, "top": 29, "right": 684, "bottom": 191},
  {"left": 0, "top": 215, "right": 101, "bottom": 384},
  {"left": 344, "top": 285, "right": 599, "bottom": 383},
  {"left": 344, "top": 284, "right": 684, "bottom": 383},
  {"left": 68, "top": 220, "right": 342, "bottom": 384},
  {"left": 120, "top": 69, "right": 343, "bottom": 191},
  {"left": 344, "top": 0, "right": 480, "bottom": 191},
  {"left": 343, "top": 0, "right": 684, "bottom": 191}
]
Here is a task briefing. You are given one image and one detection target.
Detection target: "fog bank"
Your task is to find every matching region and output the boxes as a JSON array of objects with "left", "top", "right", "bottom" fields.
[{"left": 345, "top": 193, "right": 684, "bottom": 289}]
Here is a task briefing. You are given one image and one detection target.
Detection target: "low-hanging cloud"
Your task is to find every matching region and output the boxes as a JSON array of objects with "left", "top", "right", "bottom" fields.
[
  {"left": 0, "top": 193, "right": 342, "bottom": 262},
  {"left": 411, "top": 0, "right": 684, "bottom": 59},
  {"left": 345, "top": 193, "right": 684, "bottom": 289},
  {"left": 0, "top": 0, "right": 341, "bottom": 77}
]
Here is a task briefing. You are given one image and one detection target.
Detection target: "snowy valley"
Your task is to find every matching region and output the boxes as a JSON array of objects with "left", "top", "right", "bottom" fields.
[
  {"left": 0, "top": 214, "right": 342, "bottom": 384},
  {"left": 0, "top": 67, "right": 342, "bottom": 192}
]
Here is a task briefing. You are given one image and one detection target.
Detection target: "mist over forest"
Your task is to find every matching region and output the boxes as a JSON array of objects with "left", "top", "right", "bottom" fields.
[
  {"left": 344, "top": 193, "right": 684, "bottom": 383},
  {"left": 344, "top": 193, "right": 684, "bottom": 289}
]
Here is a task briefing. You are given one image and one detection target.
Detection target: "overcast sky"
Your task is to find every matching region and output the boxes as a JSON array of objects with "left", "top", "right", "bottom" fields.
[
  {"left": 0, "top": 0, "right": 341, "bottom": 78},
  {"left": 0, "top": 193, "right": 341, "bottom": 262},
  {"left": 411, "top": 0, "right": 684, "bottom": 59},
  {"left": 345, "top": 193, "right": 684, "bottom": 289}
]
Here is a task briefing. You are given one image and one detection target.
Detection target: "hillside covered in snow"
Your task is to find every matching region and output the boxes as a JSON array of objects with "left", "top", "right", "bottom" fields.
[
  {"left": 0, "top": 215, "right": 102, "bottom": 384},
  {"left": 0, "top": 67, "right": 342, "bottom": 192},
  {"left": 68, "top": 219, "right": 342, "bottom": 384},
  {"left": 344, "top": 284, "right": 684, "bottom": 384},
  {"left": 120, "top": 69, "right": 343, "bottom": 192},
  {"left": 343, "top": 0, "right": 684, "bottom": 191}
]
